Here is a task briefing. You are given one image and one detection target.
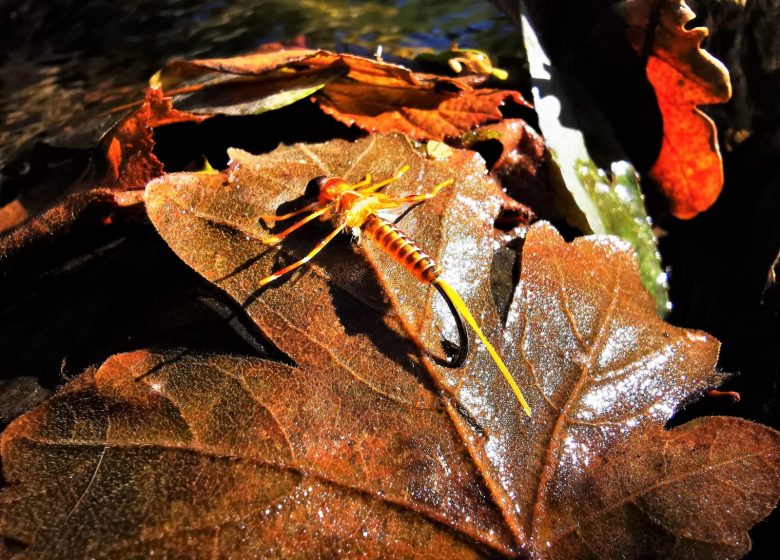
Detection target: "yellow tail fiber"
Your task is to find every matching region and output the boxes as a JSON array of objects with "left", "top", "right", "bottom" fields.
[{"left": 435, "top": 278, "right": 532, "bottom": 417}]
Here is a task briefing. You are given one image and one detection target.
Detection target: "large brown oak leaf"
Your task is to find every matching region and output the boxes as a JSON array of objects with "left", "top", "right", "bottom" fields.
[{"left": 2, "top": 136, "right": 778, "bottom": 558}]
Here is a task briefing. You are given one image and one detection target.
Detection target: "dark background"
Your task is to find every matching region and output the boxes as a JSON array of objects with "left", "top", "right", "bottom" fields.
[{"left": 0, "top": 0, "right": 777, "bottom": 557}]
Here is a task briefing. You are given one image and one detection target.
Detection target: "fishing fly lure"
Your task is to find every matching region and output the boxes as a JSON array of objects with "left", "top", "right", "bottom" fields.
[{"left": 257, "top": 167, "right": 531, "bottom": 416}]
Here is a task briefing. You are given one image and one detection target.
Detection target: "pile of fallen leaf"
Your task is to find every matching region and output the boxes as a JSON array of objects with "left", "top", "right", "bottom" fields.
[{"left": 1, "top": 1, "right": 778, "bottom": 558}]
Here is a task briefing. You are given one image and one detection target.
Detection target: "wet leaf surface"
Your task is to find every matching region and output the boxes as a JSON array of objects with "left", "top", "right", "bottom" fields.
[
  {"left": 549, "top": 416, "right": 780, "bottom": 558},
  {"left": 0, "top": 350, "right": 501, "bottom": 558},
  {"left": 4, "top": 138, "right": 777, "bottom": 555},
  {"left": 628, "top": 0, "right": 732, "bottom": 219},
  {"left": 5, "top": 134, "right": 752, "bottom": 556},
  {"left": 6, "top": 343, "right": 776, "bottom": 559}
]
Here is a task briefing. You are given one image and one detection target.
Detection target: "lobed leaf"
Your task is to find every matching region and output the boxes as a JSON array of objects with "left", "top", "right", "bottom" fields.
[
  {"left": 317, "top": 84, "right": 526, "bottom": 141},
  {"left": 2, "top": 136, "right": 777, "bottom": 558},
  {"left": 550, "top": 416, "right": 780, "bottom": 558}
]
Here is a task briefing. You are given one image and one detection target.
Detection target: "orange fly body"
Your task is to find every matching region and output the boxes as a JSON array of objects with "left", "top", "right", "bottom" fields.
[{"left": 257, "top": 167, "right": 531, "bottom": 417}]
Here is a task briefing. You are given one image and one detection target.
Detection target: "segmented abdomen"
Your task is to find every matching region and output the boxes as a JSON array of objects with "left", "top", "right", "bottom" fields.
[{"left": 362, "top": 215, "right": 440, "bottom": 284}]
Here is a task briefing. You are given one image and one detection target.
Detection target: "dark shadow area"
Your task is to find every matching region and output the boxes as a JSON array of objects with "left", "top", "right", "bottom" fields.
[
  {"left": 0, "top": 222, "right": 268, "bottom": 394},
  {"left": 659, "top": 115, "right": 780, "bottom": 559},
  {"left": 521, "top": 0, "right": 663, "bottom": 172},
  {"left": 663, "top": 125, "right": 780, "bottom": 431},
  {"left": 153, "top": 100, "right": 362, "bottom": 172}
]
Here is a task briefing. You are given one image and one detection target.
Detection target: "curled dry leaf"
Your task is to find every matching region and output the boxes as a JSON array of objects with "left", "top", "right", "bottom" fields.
[
  {"left": 462, "top": 120, "right": 546, "bottom": 182},
  {"left": 3, "top": 136, "right": 777, "bottom": 557},
  {"left": 458, "top": 119, "right": 546, "bottom": 229},
  {"left": 101, "top": 88, "right": 204, "bottom": 186},
  {"left": 310, "top": 52, "right": 530, "bottom": 140},
  {"left": 0, "top": 88, "right": 203, "bottom": 261},
  {"left": 157, "top": 46, "right": 329, "bottom": 88},
  {"left": 156, "top": 45, "right": 529, "bottom": 140},
  {"left": 628, "top": 0, "right": 732, "bottom": 219}
]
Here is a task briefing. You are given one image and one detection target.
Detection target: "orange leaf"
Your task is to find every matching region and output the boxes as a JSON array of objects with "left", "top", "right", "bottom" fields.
[
  {"left": 640, "top": 0, "right": 732, "bottom": 218},
  {"left": 158, "top": 46, "right": 326, "bottom": 87},
  {"left": 102, "top": 87, "right": 204, "bottom": 186},
  {"left": 302, "top": 51, "right": 431, "bottom": 89}
]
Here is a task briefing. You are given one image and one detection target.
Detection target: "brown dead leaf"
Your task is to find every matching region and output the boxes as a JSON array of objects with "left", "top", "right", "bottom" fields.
[
  {"left": 145, "top": 135, "right": 776, "bottom": 554},
  {"left": 155, "top": 49, "right": 348, "bottom": 116},
  {"left": 628, "top": 0, "right": 732, "bottom": 219},
  {"left": 317, "top": 83, "right": 525, "bottom": 141},
  {"left": 2, "top": 136, "right": 777, "bottom": 557},
  {"left": 0, "top": 88, "right": 203, "bottom": 261},
  {"left": 102, "top": 88, "right": 203, "bottom": 187},
  {"left": 551, "top": 416, "right": 780, "bottom": 558},
  {"left": 309, "top": 51, "right": 529, "bottom": 139},
  {"left": 3, "top": 349, "right": 776, "bottom": 559},
  {"left": 160, "top": 49, "right": 463, "bottom": 97},
  {"left": 0, "top": 351, "right": 501, "bottom": 558},
  {"left": 157, "top": 47, "right": 328, "bottom": 89},
  {"left": 305, "top": 51, "right": 440, "bottom": 89}
]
